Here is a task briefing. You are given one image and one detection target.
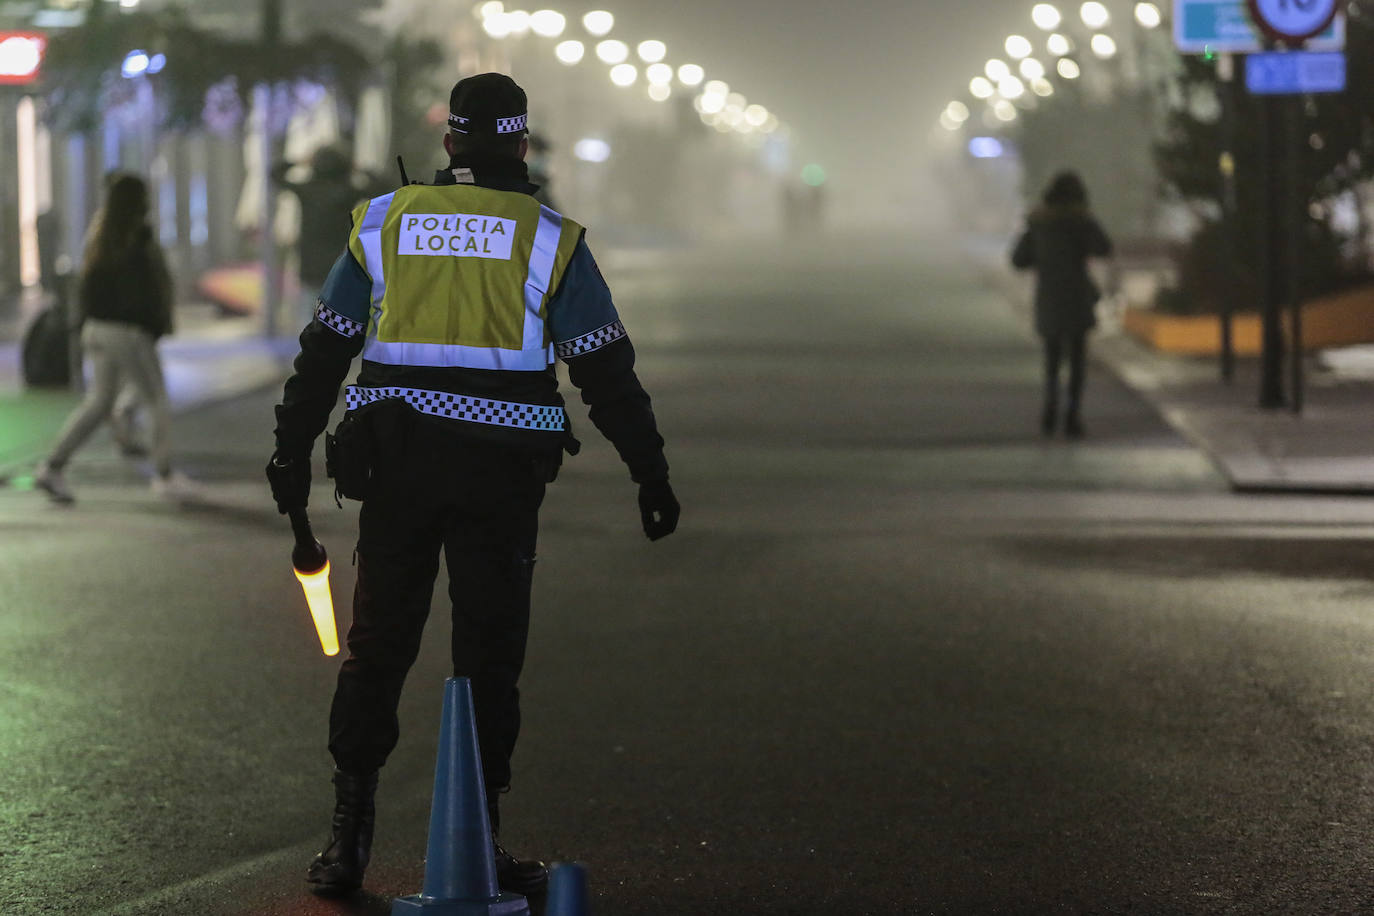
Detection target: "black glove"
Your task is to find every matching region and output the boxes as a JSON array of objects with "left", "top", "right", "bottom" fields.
[
  {"left": 265, "top": 450, "right": 311, "bottom": 515},
  {"left": 638, "top": 479, "right": 679, "bottom": 541}
]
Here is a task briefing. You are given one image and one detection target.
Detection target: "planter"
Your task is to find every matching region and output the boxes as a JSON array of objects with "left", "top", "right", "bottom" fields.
[{"left": 1122, "top": 283, "right": 1374, "bottom": 355}]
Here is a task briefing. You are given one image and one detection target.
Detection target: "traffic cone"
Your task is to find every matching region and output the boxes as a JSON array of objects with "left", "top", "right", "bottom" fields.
[
  {"left": 391, "top": 677, "right": 530, "bottom": 916},
  {"left": 544, "top": 863, "right": 589, "bottom": 916}
]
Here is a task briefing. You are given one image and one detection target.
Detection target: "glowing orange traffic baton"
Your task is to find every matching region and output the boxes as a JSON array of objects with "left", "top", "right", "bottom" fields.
[{"left": 288, "top": 507, "right": 340, "bottom": 656}]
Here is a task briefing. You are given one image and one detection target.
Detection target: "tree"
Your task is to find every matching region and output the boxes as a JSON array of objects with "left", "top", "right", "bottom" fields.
[
  {"left": 41, "top": 3, "right": 371, "bottom": 134},
  {"left": 1152, "top": 9, "right": 1374, "bottom": 313}
]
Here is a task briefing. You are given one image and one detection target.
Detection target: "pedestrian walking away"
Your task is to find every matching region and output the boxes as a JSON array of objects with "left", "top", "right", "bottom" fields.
[
  {"left": 1010, "top": 170, "right": 1113, "bottom": 439},
  {"left": 266, "top": 72, "right": 680, "bottom": 898},
  {"left": 34, "top": 173, "right": 196, "bottom": 504}
]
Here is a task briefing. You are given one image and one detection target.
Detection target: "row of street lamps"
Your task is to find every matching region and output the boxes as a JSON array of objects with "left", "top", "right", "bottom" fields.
[
  {"left": 475, "top": 2, "right": 782, "bottom": 138},
  {"left": 939, "top": 1, "right": 1164, "bottom": 132}
]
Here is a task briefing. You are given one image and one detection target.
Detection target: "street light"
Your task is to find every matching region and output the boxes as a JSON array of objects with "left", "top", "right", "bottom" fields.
[
  {"left": 555, "top": 39, "right": 584, "bottom": 64},
  {"left": 998, "top": 75, "right": 1026, "bottom": 99},
  {"left": 1019, "top": 57, "right": 1046, "bottom": 80},
  {"left": 1005, "top": 35, "right": 1033, "bottom": 59},
  {"left": 677, "top": 63, "right": 704, "bottom": 86},
  {"left": 697, "top": 92, "right": 725, "bottom": 114},
  {"left": 1031, "top": 3, "right": 1062, "bottom": 30},
  {"left": 648, "top": 83, "right": 671, "bottom": 101},
  {"left": 1080, "top": 2, "right": 1110, "bottom": 29},
  {"left": 984, "top": 58, "right": 1010, "bottom": 81},
  {"left": 573, "top": 137, "right": 611, "bottom": 162},
  {"left": 703, "top": 79, "right": 728, "bottom": 98},
  {"left": 645, "top": 62, "right": 673, "bottom": 84},
  {"left": 1047, "top": 33, "right": 1072, "bottom": 56},
  {"left": 582, "top": 10, "right": 613, "bottom": 35},
  {"left": 1090, "top": 33, "right": 1117, "bottom": 58},
  {"left": 609, "top": 62, "right": 636, "bottom": 86},
  {"left": 504, "top": 10, "right": 531, "bottom": 36},
  {"left": 745, "top": 103, "right": 768, "bottom": 127},
  {"left": 530, "top": 9, "right": 566, "bottom": 37},
  {"left": 969, "top": 76, "right": 995, "bottom": 98},
  {"left": 1057, "top": 57, "right": 1082, "bottom": 78},
  {"left": 482, "top": 13, "right": 513, "bottom": 38},
  {"left": 993, "top": 99, "right": 1017, "bottom": 121},
  {"left": 477, "top": 1, "right": 504, "bottom": 19},
  {"left": 1031, "top": 77, "right": 1055, "bottom": 96},
  {"left": 1134, "top": 2, "right": 1162, "bottom": 29},
  {"left": 121, "top": 49, "right": 150, "bottom": 78},
  {"left": 595, "top": 39, "right": 628, "bottom": 63},
  {"left": 946, "top": 100, "right": 970, "bottom": 123},
  {"left": 637, "top": 39, "right": 666, "bottom": 62}
]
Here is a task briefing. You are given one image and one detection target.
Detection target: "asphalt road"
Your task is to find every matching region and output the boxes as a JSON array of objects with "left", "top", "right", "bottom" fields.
[{"left": 5, "top": 236, "right": 1374, "bottom": 915}]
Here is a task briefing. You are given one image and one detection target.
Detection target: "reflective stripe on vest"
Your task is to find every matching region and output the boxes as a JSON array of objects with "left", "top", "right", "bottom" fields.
[
  {"left": 357, "top": 191, "right": 395, "bottom": 311},
  {"left": 348, "top": 186, "right": 582, "bottom": 372},
  {"left": 344, "top": 385, "right": 565, "bottom": 431}
]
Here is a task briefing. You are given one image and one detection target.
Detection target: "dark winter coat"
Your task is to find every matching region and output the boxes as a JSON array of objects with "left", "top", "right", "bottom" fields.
[
  {"left": 1011, "top": 206, "right": 1113, "bottom": 338},
  {"left": 78, "top": 226, "right": 174, "bottom": 338}
]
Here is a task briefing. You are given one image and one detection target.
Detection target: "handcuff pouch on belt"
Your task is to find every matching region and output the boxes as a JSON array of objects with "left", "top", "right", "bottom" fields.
[{"left": 325, "top": 410, "right": 375, "bottom": 503}]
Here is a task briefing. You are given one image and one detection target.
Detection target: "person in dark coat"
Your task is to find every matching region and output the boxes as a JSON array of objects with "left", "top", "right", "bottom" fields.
[
  {"left": 272, "top": 146, "right": 387, "bottom": 324},
  {"left": 1011, "top": 171, "right": 1113, "bottom": 438}
]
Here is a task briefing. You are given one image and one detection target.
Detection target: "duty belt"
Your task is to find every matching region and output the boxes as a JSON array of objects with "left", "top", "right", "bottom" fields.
[{"left": 344, "top": 385, "right": 565, "bottom": 432}]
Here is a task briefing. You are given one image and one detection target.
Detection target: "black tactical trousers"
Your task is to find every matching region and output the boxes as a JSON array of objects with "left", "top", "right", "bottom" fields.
[{"left": 328, "top": 407, "right": 547, "bottom": 794}]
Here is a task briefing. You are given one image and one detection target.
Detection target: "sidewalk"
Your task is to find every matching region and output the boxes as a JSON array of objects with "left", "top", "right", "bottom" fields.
[
  {"left": 0, "top": 302, "right": 294, "bottom": 478},
  {"left": 977, "top": 233, "right": 1374, "bottom": 495},
  {"left": 1095, "top": 329, "right": 1374, "bottom": 494}
]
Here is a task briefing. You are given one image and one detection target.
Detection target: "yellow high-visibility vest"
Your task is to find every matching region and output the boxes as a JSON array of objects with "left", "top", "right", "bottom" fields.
[{"left": 347, "top": 183, "right": 583, "bottom": 371}]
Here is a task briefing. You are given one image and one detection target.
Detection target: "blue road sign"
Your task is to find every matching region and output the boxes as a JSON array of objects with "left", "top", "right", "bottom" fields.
[
  {"left": 1245, "top": 51, "right": 1346, "bottom": 94},
  {"left": 1173, "top": 0, "right": 1345, "bottom": 52}
]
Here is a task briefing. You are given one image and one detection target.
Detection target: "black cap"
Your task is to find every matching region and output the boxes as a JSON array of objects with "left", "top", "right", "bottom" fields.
[{"left": 448, "top": 73, "right": 528, "bottom": 138}]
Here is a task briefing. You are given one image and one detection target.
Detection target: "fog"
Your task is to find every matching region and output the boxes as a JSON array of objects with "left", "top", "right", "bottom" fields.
[{"left": 149, "top": 0, "right": 1044, "bottom": 233}]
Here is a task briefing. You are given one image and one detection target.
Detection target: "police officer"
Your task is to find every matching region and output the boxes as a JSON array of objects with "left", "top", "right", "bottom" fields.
[{"left": 267, "top": 73, "right": 679, "bottom": 897}]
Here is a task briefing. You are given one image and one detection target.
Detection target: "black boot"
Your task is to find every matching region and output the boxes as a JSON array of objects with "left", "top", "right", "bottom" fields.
[
  {"left": 487, "top": 796, "right": 548, "bottom": 895},
  {"left": 306, "top": 768, "right": 378, "bottom": 895},
  {"left": 1064, "top": 404, "right": 1084, "bottom": 439},
  {"left": 1040, "top": 402, "right": 1057, "bottom": 437},
  {"left": 494, "top": 838, "right": 548, "bottom": 895}
]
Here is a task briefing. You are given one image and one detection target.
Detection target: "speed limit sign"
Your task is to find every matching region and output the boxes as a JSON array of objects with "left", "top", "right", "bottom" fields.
[{"left": 1246, "top": 0, "right": 1346, "bottom": 43}]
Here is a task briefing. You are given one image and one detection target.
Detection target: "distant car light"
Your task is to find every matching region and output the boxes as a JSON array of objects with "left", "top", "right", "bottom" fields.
[{"left": 969, "top": 137, "right": 1005, "bottom": 158}]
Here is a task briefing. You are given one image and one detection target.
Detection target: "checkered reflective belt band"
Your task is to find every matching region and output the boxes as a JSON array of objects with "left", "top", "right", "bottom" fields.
[{"left": 344, "top": 385, "right": 566, "bottom": 431}]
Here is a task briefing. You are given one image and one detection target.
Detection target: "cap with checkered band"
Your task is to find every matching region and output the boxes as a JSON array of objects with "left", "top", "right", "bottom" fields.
[{"left": 448, "top": 73, "right": 529, "bottom": 137}]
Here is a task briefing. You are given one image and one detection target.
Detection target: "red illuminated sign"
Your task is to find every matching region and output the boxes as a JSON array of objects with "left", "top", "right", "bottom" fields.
[{"left": 0, "top": 32, "right": 46, "bottom": 85}]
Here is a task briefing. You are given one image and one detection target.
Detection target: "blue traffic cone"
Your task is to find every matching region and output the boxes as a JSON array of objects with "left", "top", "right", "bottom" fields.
[
  {"left": 544, "top": 863, "right": 589, "bottom": 916},
  {"left": 392, "top": 677, "right": 530, "bottom": 916}
]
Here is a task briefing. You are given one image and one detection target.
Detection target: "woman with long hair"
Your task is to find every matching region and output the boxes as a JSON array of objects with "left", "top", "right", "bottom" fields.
[
  {"left": 34, "top": 173, "right": 190, "bottom": 503},
  {"left": 1011, "top": 171, "right": 1113, "bottom": 438}
]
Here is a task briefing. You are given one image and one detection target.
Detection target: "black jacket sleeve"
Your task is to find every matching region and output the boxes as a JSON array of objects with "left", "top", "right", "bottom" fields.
[
  {"left": 564, "top": 336, "right": 668, "bottom": 483},
  {"left": 273, "top": 319, "right": 364, "bottom": 456},
  {"left": 1083, "top": 217, "right": 1113, "bottom": 258}
]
